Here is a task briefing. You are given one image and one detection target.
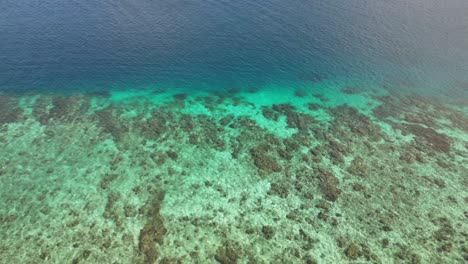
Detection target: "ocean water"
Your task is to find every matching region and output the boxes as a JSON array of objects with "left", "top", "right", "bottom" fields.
[{"left": 0, "top": 1, "right": 467, "bottom": 263}]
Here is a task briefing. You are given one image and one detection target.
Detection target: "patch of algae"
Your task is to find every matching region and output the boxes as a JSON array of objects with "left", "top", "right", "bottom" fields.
[{"left": 0, "top": 83, "right": 467, "bottom": 263}]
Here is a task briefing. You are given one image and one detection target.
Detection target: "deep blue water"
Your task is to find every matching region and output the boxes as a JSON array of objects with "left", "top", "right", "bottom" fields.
[{"left": 1, "top": 0, "right": 468, "bottom": 93}]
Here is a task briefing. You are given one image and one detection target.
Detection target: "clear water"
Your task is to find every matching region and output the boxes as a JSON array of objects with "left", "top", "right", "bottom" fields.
[{"left": 0, "top": 1, "right": 467, "bottom": 263}]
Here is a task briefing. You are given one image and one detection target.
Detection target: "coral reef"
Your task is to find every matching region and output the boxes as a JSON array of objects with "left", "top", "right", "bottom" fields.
[{"left": 0, "top": 87, "right": 466, "bottom": 263}]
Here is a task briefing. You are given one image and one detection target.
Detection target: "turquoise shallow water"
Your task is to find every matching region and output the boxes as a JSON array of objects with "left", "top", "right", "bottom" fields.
[
  {"left": 1, "top": 1, "right": 468, "bottom": 263},
  {"left": 1, "top": 82, "right": 467, "bottom": 263}
]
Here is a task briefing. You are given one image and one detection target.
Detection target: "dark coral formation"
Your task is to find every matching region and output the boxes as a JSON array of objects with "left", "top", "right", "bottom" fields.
[
  {"left": 250, "top": 144, "right": 282, "bottom": 172},
  {"left": 373, "top": 95, "right": 463, "bottom": 153},
  {"left": 348, "top": 156, "right": 368, "bottom": 177},
  {"left": 403, "top": 124, "right": 452, "bottom": 153},
  {"left": 182, "top": 114, "right": 227, "bottom": 151},
  {"left": 138, "top": 189, "right": 166, "bottom": 264},
  {"left": 103, "top": 192, "right": 124, "bottom": 227},
  {"left": 0, "top": 95, "right": 23, "bottom": 126},
  {"left": 138, "top": 111, "right": 169, "bottom": 140},
  {"left": 267, "top": 182, "right": 289, "bottom": 198},
  {"left": 100, "top": 173, "right": 119, "bottom": 189},
  {"left": 94, "top": 107, "right": 129, "bottom": 141},
  {"left": 330, "top": 105, "right": 383, "bottom": 141},
  {"left": 272, "top": 103, "right": 315, "bottom": 131},
  {"left": 318, "top": 170, "right": 341, "bottom": 202},
  {"left": 345, "top": 243, "right": 361, "bottom": 260},
  {"left": 32, "top": 95, "right": 89, "bottom": 124},
  {"left": 173, "top": 93, "right": 187, "bottom": 101},
  {"left": 261, "top": 226, "right": 275, "bottom": 240},
  {"left": 49, "top": 95, "right": 89, "bottom": 122},
  {"left": 214, "top": 241, "right": 242, "bottom": 264},
  {"left": 261, "top": 106, "right": 279, "bottom": 121}
]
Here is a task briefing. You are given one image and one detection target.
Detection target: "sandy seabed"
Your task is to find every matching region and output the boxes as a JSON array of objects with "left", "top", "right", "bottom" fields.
[{"left": 0, "top": 83, "right": 467, "bottom": 264}]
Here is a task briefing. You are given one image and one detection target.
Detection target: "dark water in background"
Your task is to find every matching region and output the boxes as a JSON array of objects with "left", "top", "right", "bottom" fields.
[{"left": 1, "top": 0, "right": 468, "bottom": 93}]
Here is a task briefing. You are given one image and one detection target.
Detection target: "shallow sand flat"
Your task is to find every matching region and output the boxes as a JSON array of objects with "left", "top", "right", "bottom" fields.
[{"left": 0, "top": 86, "right": 467, "bottom": 263}]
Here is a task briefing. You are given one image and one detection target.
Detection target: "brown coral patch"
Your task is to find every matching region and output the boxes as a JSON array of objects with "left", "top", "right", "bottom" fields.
[
  {"left": 103, "top": 192, "right": 123, "bottom": 227},
  {"left": 138, "top": 112, "right": 168, "bottom": 140},
  {"left": 319, "top": 170, "right": 341, "bottom": 202},
  {"left": 94, "top": 107, "right": 129, "bottom": 141},
  {"left": 347, "top": 157, "right": 368, "bottom": 178},
  {"left": 271, "top": 103, "right": 315, "bottom": 131},
  {"left": 267, "top": 182, "right": 289, "bottom": 198},
  {"left": 215, "top": 241, "right": 242, "bottom": 264},
  {"left": 330, "top": 105, "right": 383, "bottom": 141},
  {"left": 261, "top": 226, "right": 275, "bottom": 240},
  {"left": 138, "top": 189, "right": 166, "bottom": 264},
  {"left": 100, "top": 173, "right": 119, "bottom": 189},
  {"left": 345, "top": 243, "right": 361, "bottom": 260},
  {"left": 50, "top": 95, "right": 89, "bottom": 121},
  {"left": 372, "top": 96, "right": 401, "bottom": 120},
  {"left": 374, "top": 94, "right": 468, "bottom": 137},
  {"left": 33, "top": 95, "right": 89, "bottom": 124},
  {"left": 445, "top": 110, "right": 468, "bottom": 133},
  {"left": 250, "top": 144, "right": 282, "bottom": 172},
  {"left": 184, "top": 115, "right": 227, "bottom": 151},
  {"left": 404, "top": 113, "right": 438, "bottom": 128},
  {"left": 404, "top": 124, "right": 452, "bottom": 153},
  {"left": 177, "top": 114, "right": 195, "bottom": 132},
  {"left": 307, "top": 103, "right": 321, "bottom": 111},
  {"left": 261, "top": 106, "right": 279, "bottom": 121},
  {"left": 139, "top": 224, "right": 160, "bottom": 264}
]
